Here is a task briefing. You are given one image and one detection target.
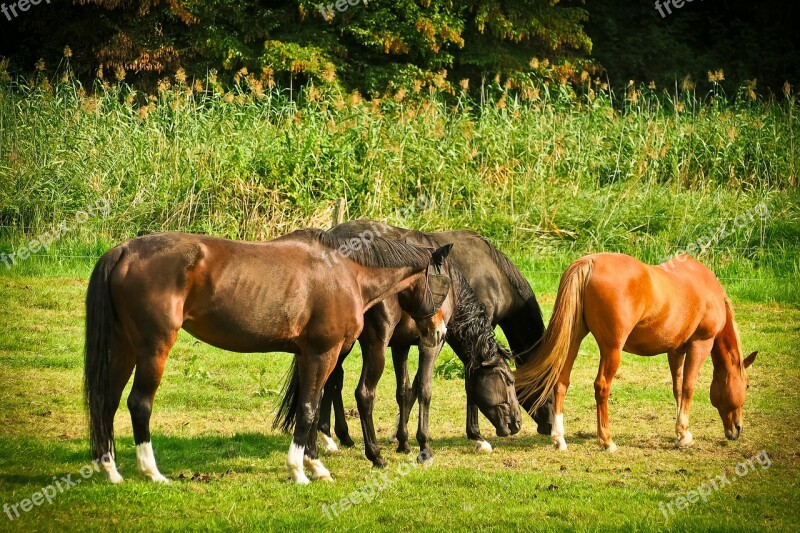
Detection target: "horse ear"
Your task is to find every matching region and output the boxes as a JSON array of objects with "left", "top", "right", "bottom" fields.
[
  {"left": 431, "top": 243, "right": 453, "bottom": 267},
  {"left": 744, "top": 351, "right": 758, "bottom": 368}
]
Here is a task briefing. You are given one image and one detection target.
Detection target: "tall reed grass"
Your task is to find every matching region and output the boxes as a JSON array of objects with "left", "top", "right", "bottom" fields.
[{"left": 0, "top": 71, "right": 798, "bottom": 299}]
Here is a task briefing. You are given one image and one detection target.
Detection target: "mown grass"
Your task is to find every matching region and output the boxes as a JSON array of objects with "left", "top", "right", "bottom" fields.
[{"left": 0, "top": 273, "right": 798, "bottom": 531}]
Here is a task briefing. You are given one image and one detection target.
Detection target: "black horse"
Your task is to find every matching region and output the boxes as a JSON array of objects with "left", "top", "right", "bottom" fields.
[
  {"left": 274, "top": 223, "right": 524, "bottom": 465},
  {"left": 280, "top": 221, "right": 550, "bottom": 462}
]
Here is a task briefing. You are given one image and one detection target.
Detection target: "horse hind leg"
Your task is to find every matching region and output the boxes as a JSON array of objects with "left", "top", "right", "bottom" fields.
[
  {"left": 595, "top": 345, "right": 622, "bottom": 452},
  {"left": 99, "top": 336, "right": 137, "bottom": 483},
  {"left": 551, "top": 333, "right": 584, "bottom": 451},
  {"left": 127, "top": 331, "right": 177, "bottom": 483}
]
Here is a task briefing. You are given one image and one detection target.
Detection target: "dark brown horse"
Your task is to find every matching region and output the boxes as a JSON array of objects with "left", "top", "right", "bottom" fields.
[
  {"left": 312, "top": 221, "right": 551, "bottom": 457},
  {"left": 516, "top": 253, "right": 757, "bottom": 452},
  {"left": 84, "top": 229, "right": 452, "bottom": 484}
]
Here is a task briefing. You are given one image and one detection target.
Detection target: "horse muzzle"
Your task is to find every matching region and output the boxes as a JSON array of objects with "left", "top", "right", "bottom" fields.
[{"left": 725, "top": 423, "right": 742, "bottom": 441}]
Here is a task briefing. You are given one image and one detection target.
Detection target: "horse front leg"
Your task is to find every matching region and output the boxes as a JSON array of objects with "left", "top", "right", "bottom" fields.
[
  {"left": 355, "top": 338, "right": 388, "bottom": 467},
  {"left": 391, "top": 345, "right": 414, "bottom": 453},
  {"left": 674, "top": 340, "right": 712, "bottom": 448},
  {"left": 287, "top": 346, "right": 340, "bottom": 484},
  {"left": 667, "top": 350, "right": 686, "bottom": 444},
  {"left": 413, "top": 343, "right": 441, "bottom": 463},
  {"left": 466, "top": 401, "right": 492, "bottom": 452}
]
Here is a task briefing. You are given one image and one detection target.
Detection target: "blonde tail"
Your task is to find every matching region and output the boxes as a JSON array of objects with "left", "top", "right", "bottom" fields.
[{"left": 515, "top": 257, "right": 594, "bottom": 412}]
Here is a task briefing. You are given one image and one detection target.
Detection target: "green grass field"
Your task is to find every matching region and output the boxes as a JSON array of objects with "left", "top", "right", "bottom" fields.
[
  {"left": 1, "top": 269, "right": 798, "bottom": 531},
  {"left": 1, "top": 76, "right": 799, "bottom": 530}
]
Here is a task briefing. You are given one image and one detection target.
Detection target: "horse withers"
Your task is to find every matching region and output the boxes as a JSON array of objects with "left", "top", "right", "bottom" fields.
[
  {"left": 84, "top": 229, "right": 453, "bottom": 484},
  {"left": 515, "top": 253, "right": 757, "bottom": 452}
]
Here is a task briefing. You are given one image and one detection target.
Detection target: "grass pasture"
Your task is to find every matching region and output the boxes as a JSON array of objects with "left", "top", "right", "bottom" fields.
[{"left": 0, "top": 271, "right": 798, "bottom": 531}]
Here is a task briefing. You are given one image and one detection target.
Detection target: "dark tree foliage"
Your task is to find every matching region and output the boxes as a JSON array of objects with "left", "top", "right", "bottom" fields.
[
  {"left": 583, "top": 0, "right": 800, "bottom": 95},
  {"left": 0, "top": 0, "right": 796, "bottom": 94},
  {"left": 0, "top": 0, "right": 590, "bottom": 93}
]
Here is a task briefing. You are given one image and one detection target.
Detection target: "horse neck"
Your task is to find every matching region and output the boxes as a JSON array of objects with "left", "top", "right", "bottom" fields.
[
  {"left": 447, "top": 277, "right": 498, "bottom": 368},
  {"left": 500, "top": 301, "right": 546, "bottom": 360},
  {"left": 710, "top": 307, "right": 742, "bottom": 377},
  {"left": 356, "top": 264, "right": 423, "bottom": 312}
]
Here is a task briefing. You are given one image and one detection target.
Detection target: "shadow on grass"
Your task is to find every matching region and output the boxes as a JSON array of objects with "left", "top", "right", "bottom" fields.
[{"left": 0, "top": 432, "right": 295, "bottom": 487}]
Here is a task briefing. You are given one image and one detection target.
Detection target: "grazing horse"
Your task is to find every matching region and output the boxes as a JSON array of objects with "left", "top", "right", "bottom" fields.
[
  {"left": 315, "top": 221, "right": 551, "bottom": 456},
  {"left": 515, "top": 253, "right": 757, "bottom": 452},
  {"left": 84, "top": 229, "right": 453, "bottom": 484}
]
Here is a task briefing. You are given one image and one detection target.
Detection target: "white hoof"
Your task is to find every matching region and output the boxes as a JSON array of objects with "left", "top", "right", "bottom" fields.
[
  {"left": 553, "top": 439, "right": 568, "bottom": 451},
  {"left": 604, "top": 441, "right": 618, "bottom": 453},
  {"left": 321, "top": 434, "right": 339, "bottom": 453},
  {"left": 149, "top": 473, "right": 170, "bottom": 483},
  {"left": 100, "top": 455, "right": 124, "bottom": 484},
  {"left": 474, "top": 440, "right": 493, "bottom": 453},
  {"left": 305, "top": 457, "right": 333, "bottom": 481},
  {"left": 291, "top": 473, "right": 311, "bottom": 485},
  {"left": 677, "top": 432, "right": 694, "bottom": 448}
]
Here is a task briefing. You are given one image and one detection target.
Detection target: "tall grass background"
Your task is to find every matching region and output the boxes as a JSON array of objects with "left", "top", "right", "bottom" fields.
[{"left": 0, "top": 66, "right": 798, "bottom": 302}]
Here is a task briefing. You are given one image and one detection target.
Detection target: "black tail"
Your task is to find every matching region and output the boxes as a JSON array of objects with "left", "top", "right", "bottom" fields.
[
  {"left": 84, "top": 246, "right": 124, "bottom": 460},
  {"left": 273, "top": 358, "right": 300, "bottom": 433}
]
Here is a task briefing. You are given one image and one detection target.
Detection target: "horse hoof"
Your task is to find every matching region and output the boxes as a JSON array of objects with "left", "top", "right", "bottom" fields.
[
  {"left": 396, "top": 444, "right": 411, "bottom": 454},
  {"left": 553, "top": 441, "right": 568, "bottom": 452},
  {"left": 339, "top": 436, "right": 356, "bottom": 448},
  {"left": 677, "top": 433, "right": 694, "bottom": 448},
  {"left": 291, "top": 474, "right": 311, "bottom": 485},
  {"left": 107, "top": 473, "right": 124, "bottom": 484},
  {"left": 322, "top": 434, "right": 339, "bottom": 453},
  {"left": 372, "top": 458, "right": 387, "bottom": 469},
  {"left": 315, "top": 475, "right": 334, "bottom": 483},
  {"left": 474, "top": 440, "right": 493, "bottom": 453},
  {"left": 605, "top": 442, "right": 618, "bottom": 453},
  {"left": 150, "top": 474, "right": 170, "bottom": 483},
  {"left": 417, "top": 450, "right": 433, "bottom": 464}
]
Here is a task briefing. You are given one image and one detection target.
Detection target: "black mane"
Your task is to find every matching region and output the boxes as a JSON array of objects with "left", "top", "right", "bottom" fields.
[
  {"left": 291, "top": 228, "right": 431, "bottom": 270},
  {"left": 446, "top": 266, "right": 511, "bottom": 375}
]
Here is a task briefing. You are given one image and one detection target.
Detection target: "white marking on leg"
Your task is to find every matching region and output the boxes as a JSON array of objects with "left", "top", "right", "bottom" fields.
[
  {"left": 474, "top": 439, "right": 493, "bottom": 453},
  {"left": 304, "top": 456, "right": 333, "bottom": 482},
  {"left": 676, "top": 412, "right": 694, "bottom": 447},
  {"left": 100, "top": 453, "right": 124, "bottom": 484},
  {"left": 136, "top": 442, "right": 169, "bottom": 483},
  {"left": 552, "top": 413, "right": 567, "bottom": 451},
  {"left": 287, "top": 442, "right": 309, "bottom": 484},
  {"left": 321, "top": 433, "right": 339, "bottom": 453}
]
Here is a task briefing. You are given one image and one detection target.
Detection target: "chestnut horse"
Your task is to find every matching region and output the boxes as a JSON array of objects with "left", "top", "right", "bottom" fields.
[
  {"left": 515, "top": 253, "right": 757, "bottom": 452},
  {"left": 84, "top": 229, "right": 452, "bottom": 484}
]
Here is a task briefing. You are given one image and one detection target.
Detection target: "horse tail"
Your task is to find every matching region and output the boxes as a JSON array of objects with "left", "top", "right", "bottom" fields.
[
  {"left": 515, "top": 257, "right": 594, "bottom": 412},
  {"left": 273, "top": 358, "right": 300, "bottom": 433},
  {"left": 84, "top": 245, "right": 124, "bottom": 460}
]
